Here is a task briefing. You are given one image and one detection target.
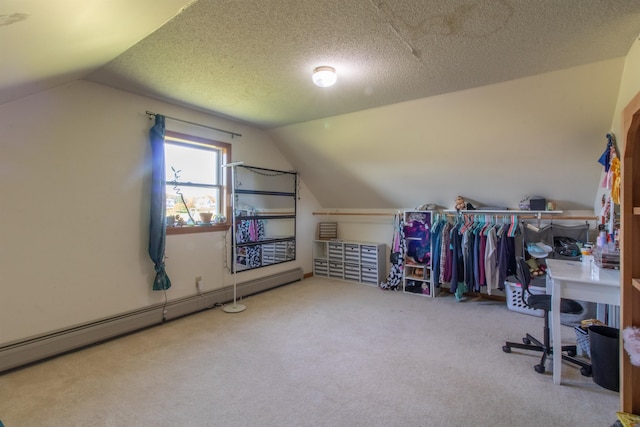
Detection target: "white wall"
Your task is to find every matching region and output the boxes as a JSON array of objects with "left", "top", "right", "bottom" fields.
[
  {"left": 611, "top": 36, "right": 640, "bottom": 139},
  {"left": 0, "top": 80, "right": 320, "bottom": 344},
  {"left": 3, "top": 40, "right": 637, "bottom": 345},
  {"left": 270, "top": 58, "right": 625, "bottom": 212},
  {"left": 322, "top": 39, "right": 640, "bottom": 282},
  {"left": 270, "top": 58, "right": 632, "bottom": 277},
  {"left": 593, "top": 36, "right": 640, "bottom": 215}
]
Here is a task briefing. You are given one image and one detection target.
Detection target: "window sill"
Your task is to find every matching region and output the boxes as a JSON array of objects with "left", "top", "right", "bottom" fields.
[{"left": 167, "top": 223, "right": 230, "bottom": 235}]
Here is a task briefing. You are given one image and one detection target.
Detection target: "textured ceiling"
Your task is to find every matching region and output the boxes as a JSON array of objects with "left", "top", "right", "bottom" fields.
[
  {"left": 0, "top": 0, "right": 195, "bottom": 106},
  {"left": 85, "top": 0, "right": 640, "bottom": 128},
  {"left": 2, "top": 1, "right": 640, "bottom": 129}
]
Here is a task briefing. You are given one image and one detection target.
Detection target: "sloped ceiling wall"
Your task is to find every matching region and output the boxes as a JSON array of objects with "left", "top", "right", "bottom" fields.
[
  {"left": 2, "top": 1, "right": 638, "bottom": 212},
  {"left": 84, "top": 0, "right": 640, "bottom": 129},
  {"left": 268, "top": 57, "right": 624, "bottom": 211},
  {"left": 0, "top": 0, "right": 194, "bottom": 105}
]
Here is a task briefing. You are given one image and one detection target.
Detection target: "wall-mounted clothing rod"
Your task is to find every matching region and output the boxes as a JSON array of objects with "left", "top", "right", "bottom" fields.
[
  {"left": 312, "top": 212, "right": 395, "bottom": 216},
  {"left": 312, "top": 211, "right": 597, "bottom": 221},
  {"left": 145, "top": 111, "right": 242, "bottom": 138},
  {"left": 444, "top": 213, "right": 598, "bottom": 221}
]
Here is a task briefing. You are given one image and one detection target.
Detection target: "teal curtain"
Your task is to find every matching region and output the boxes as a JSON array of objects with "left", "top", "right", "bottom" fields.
[{"left": 148, "top": 114, "right": 172, "bottom": 290}]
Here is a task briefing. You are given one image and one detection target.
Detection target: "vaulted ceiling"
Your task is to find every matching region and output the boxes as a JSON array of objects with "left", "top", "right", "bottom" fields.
[
  {"left": 3, "top": 0, "right": 640, "bottom": 129},
  {"left": 3, "top": 1, "right": 640, "bottom": 210}
]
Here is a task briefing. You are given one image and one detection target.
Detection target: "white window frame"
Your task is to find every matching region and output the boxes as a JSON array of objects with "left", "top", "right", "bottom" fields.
[{"left": 164, "top": 130, "right": 232, "bottom": 235}]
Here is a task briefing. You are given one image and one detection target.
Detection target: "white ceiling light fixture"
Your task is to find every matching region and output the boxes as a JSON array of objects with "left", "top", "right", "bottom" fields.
[{"left": 312, "top": 66, "right": 337, "bottom": 87}]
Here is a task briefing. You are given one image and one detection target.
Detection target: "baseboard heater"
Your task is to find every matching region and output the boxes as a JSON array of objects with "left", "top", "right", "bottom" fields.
[{"left": 0, "top": 267, "right": 303, "bottom": 374}]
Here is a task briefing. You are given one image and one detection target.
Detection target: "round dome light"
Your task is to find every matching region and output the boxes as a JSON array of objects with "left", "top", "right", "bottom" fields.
[{"left": 312, "top": 66, "right": 337, "bottom": 87}]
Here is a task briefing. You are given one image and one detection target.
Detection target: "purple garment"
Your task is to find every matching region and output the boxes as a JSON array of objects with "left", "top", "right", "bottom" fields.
[{"left": 479, "top": 234, "right": 487, "bottom": 287}]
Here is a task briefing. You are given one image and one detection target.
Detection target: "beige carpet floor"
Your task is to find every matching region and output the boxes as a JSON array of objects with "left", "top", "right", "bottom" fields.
[{"left": 0, "top": 277, "right": 619, "bottom": 426}]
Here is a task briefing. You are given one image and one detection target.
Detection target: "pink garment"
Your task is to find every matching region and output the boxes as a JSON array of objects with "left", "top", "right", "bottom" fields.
[
  {"left": 249, "top": 220, "right": 257, "bottom": 241},
  {"left": 440, "top": 223, "right": 451, "bottom": 284}
]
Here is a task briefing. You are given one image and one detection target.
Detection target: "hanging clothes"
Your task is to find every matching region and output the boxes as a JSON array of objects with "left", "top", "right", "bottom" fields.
[
  {"left": 597, "top": 133, "right": 620, "bottom": 237},
  {"left": 598, "top": 133, "right": 615, "bottom": 173},
  {"left": 404, "top": 219, "right": 430, "bottom": 264},
  {"left": 439, "top": 222, "right": 452, "bottom": 284},
  {"left": 439, "top": 213, "right": 520, "bottom": 296},
  {"left": 248, "top": 219, "right": 258, "bottom": 241},
  {"left": 449, "top": 222, "right": 465, "bottom": 297},
  {"left": 430, "top": 215, "right": 446, "bottom": 286},
  {"left": 610, "top": 156, "right": 621, "bottom": 205},
  {"left": 478, "top": 228, "right": 487, "bottom": 288},
  {"left": 484, "top": 226, "right": 499, "bottom": 295},
  {"left": 496, "top": 228, "right": 517, "bottom": 290},
  {"left": 380, "top": 213, "right": 404, "bottom": 290},
  {"left": 463, "top": 227, "right": 475, "bottom": 291}
]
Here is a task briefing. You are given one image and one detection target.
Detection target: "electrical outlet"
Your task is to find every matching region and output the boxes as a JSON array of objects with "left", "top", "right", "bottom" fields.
[{"left": 195, "top": 276, "right": 203, "bottom": 291}]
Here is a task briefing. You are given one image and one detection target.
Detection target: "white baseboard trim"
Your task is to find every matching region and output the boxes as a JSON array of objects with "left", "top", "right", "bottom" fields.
[{"left": 0, "top": 267, "right": 303, "bottom": 373}]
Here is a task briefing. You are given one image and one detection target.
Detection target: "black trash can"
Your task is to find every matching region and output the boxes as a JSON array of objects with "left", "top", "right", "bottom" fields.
[{"left": 588, "top": 325, "right": 619, "bottom": 392}]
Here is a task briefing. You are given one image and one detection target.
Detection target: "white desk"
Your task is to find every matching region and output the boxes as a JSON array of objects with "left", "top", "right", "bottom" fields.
[{"left": 545, "top": 259, "right": 620, "bottom": 385}]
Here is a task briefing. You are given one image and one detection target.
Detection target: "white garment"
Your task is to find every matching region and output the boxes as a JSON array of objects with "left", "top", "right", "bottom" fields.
[{"left": 484, "top": 227, "right": 499, "bottom": 295}]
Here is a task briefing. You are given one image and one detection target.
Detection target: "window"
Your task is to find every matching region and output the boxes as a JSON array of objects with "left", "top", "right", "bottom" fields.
[{"left": 164, "top": 131, "right": 231, "bottom": 234}]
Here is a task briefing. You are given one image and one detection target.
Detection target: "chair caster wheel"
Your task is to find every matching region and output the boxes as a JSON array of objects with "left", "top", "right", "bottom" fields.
[
  {"left": 523, "top": 337, "right": 531, "bottom": 345},
  {"left": 580, "top": 366, "right": 592, "bottom": 377},
  {"left": 534, "top": 364, "right": 546, "bottom": 374},
  {"left": 566, "top": 350, "right": 576, "bottom": 357},
  {"left": 502, "top": 346, "right": 511, "bottom": 353}
]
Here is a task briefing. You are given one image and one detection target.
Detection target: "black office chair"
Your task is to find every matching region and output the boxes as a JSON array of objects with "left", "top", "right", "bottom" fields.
[{"left": 502, "top": 257, "right": 592, "bottom": 376}]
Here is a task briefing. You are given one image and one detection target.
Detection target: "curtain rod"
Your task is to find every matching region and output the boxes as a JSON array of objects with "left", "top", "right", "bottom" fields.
[{"left": 145, "top": 111, "right": 242, "bottom": 138}]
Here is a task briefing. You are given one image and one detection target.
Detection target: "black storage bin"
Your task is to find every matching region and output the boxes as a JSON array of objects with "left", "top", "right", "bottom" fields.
[
  {"left": 588, "top": 325, "right": 620, "bottom": 392},
  {"left": 530, "top": 198, "right": 546, "bottom": 211}
]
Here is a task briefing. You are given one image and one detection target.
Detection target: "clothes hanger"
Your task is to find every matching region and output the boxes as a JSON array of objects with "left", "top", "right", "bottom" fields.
[
  {"left": 508, "top": 215, "right": 519, "bottom": 237},
  {"left": 496, "top": 216, "right": 506, "bottom": 237},
  {"left": 473, "top": 214, "right": 484, "bottom": 235}
]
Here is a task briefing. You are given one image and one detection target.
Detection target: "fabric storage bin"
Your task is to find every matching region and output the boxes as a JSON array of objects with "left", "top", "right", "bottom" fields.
[
  {"left": 574, "top": 319, "right": 606, "bottom": 357},
  {"left": 328, "top": 243, "right": 344, "bottom": 260},
  {"left": 360, "top": 245, "right": 378, "bottom": 264},
  {"left": 344, "top": 263, "right": 360, "bottom": 281},
  {"left": 530, "top": 197, "right": 546, "bottom": 211},
  {"left": 361, "top": 265, "right": 378, "bottom": 284},
  {"left": 522, "top": 223, "right": 589, "bottom": 261},
  {"left": 344, "top": 244, "right": 359, "bottom": 263},
  {"left": 574, "top": 326, "right": 591, "bottom": 357},
  {"left": 314, "top": 259, "right": 328, "bottom": 276},
  {"left": 328, "top": 261, "right": 343, "bottom": 278}
]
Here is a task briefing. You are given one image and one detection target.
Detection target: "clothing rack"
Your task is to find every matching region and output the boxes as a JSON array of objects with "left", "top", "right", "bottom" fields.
[
  {"left": 446, "top": 214, "right": 597, "bottom": 221},
  {"left": 314, "top": 210, "right": 597, "bottom": 221},
  {"left": 443, "top": 210, "right": 597, "bottom": 228}
]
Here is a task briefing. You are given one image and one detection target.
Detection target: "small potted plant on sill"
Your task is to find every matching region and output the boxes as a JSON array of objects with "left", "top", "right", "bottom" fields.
[
  {"left": 168, "top": 166, "right": 196, "bottom": 226},
  {"left": 199, "top": 212, "right": 213, "bottom": 224}
]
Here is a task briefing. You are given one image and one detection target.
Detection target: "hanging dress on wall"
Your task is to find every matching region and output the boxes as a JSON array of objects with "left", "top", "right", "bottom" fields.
[{"left": 380, "top": 213, "right": 404, "bottom": 290}]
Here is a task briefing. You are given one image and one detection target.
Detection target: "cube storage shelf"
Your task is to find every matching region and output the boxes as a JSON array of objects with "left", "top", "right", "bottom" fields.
[
  {"left": 313, "top": 240, "right": 385, "bottom": 286},
  {"left": 403, "top": 210, "right": 439, "bottom": 297}
]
